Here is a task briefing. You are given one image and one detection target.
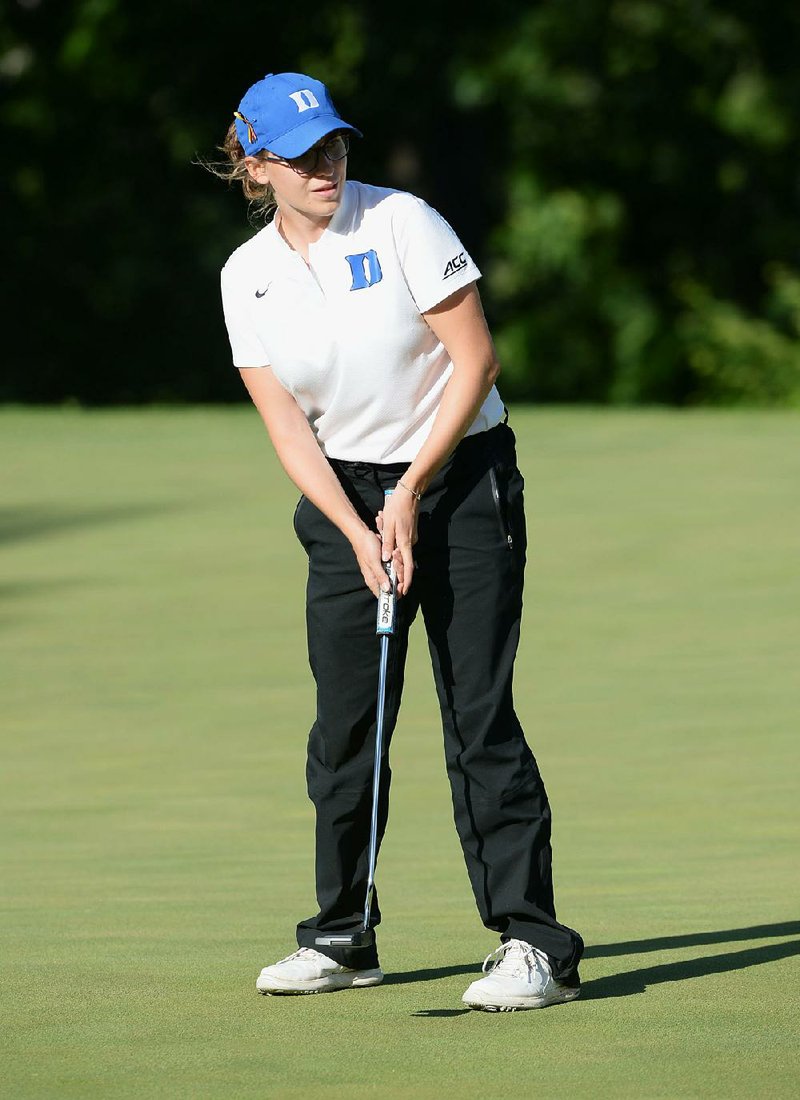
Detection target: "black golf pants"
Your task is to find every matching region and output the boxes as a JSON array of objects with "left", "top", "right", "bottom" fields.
[{"left": 293, "top": 423, "right": 583, "bottom": 979}]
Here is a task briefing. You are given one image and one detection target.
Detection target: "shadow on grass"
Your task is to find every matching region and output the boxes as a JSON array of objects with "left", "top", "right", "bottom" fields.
[
  {"left": 389, "top": 921, "right": 800, "bottom": 1004},
  {"left": 0, "top": 503, "right": 184, "bottom": 548},
  {"left": 383, "top": 964, "right": 476, "bottom": 986},
  {"left": 0, "top": 578, "right": 90, "bottom": 628},
  {"left": 0, "top": 503, "right": 190, "bottom": 625},
  {"left": 585, "top": 920, "right": 800, "bottom": 959},
  {"left": 410, "top": 1009, "right": 471, "bottom": 1018},
  {"left": 583, "top": 921, "right": 800, "bottom": 1000},
  {"left": 582, "top": 936, "right": 800, "bottom": 1000}
]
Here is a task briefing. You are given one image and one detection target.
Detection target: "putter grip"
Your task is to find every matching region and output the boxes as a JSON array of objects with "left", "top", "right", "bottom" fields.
[
  {"left": 376, "top": 490, "right": 397, "bottom": 636},
  {"left": 376, "top": 561, "right": 397, "bottom": 635}
]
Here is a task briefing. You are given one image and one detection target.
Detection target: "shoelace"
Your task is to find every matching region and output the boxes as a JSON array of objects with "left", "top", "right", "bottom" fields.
[
  {"left": 276, "top": 947, "right": 325, "bottom": 965},
  {"left": 481, "top": 939, "right": 550, "bottom": 980}
]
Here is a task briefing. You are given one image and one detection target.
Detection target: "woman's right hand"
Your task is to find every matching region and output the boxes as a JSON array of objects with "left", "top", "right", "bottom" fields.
[{"left": 351, "top": 526, "right": 392, "bottom": 599}]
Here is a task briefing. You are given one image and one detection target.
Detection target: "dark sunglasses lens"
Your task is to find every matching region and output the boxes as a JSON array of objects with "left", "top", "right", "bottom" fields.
[
  {"left": 326, "top": 134, "right": 349, "bottom": 161},
  {"left": 291, "top": 134, "right": 349, "bottom": 171},
  {"left": 292, "top": 148, "right": 318, "bottom": 171}
]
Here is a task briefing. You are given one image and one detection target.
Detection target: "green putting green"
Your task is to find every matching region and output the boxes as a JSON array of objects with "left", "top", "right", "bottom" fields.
[{"left": 2, "top": 406, "right": 798, "bottom": 1098}]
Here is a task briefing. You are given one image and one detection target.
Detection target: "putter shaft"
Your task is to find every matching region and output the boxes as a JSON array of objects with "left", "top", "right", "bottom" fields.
[
  {"left": 363, "top": 631, "right": 390, "bottom": 929},
  {"left": 315, "top": 541, "right": 396, "bottom": 951}
]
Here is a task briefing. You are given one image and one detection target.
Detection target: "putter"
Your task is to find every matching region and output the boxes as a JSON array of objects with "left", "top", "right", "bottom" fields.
[{"left": 316, "top": 500, "right": 397, "bottom": 950}]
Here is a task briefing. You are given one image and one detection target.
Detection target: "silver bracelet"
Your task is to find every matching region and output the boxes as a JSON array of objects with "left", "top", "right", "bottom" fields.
[{"left": 397, "top": 479, "right": 422, "bottom": 502}]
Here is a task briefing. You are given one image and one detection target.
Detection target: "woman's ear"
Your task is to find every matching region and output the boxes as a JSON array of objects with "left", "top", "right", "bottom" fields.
[{"left": 244, "top": 155, "right": 271, "bottom": 186}]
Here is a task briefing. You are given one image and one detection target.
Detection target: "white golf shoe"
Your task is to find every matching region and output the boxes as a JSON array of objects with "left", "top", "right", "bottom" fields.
[
  {"left": 256, "top": 947, "right": 383, "bottom": 996},
  {"left": 462, "top": 939, "right": 581, "bottom": 1012}
]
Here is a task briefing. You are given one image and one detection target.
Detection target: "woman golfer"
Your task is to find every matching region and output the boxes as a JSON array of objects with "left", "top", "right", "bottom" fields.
[{"left": 218, "top": 71, "right": 583, "bottom": 1011}]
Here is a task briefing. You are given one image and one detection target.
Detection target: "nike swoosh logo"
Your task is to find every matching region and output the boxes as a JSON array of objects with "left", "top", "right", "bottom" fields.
[{"left": 255, "top": 284, "right": 271, "bottom": 298}]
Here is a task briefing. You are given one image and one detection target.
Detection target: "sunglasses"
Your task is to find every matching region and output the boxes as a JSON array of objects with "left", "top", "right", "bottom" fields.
[{"left": 262, "top": 133, "right": 350, "bottom": 174}]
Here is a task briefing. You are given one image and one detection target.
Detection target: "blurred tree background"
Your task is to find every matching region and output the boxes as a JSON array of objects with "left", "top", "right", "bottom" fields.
[{"left": 2, "top": 0, "right": 800, "bottom": 405}]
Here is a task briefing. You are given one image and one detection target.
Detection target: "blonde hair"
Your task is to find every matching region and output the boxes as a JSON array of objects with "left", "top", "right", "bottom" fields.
[{"left": 202, "top": 121, "right": 277, "bottom": 224}]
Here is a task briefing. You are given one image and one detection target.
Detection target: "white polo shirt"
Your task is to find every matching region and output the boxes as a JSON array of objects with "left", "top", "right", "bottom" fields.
[{"left": 220, "top": 180, "right": 505, "bottom": 463}]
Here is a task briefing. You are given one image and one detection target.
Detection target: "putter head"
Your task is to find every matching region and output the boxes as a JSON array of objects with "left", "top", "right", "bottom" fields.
[{"left": 314, "top": 929, "right": 375, "bottom": 949}]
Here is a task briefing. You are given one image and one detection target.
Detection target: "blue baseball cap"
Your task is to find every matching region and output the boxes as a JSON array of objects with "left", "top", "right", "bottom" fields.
[{"left": 233, "top": 72, "right": 362, "bottom": 158}]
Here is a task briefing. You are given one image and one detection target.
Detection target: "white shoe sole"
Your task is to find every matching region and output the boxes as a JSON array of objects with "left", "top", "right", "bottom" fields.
[
  {"left": 462, "top": 985, "right": 580, "bottom": 1012},
  {"left": 256, "top": 969, "right": 384, "bottom": 996}
]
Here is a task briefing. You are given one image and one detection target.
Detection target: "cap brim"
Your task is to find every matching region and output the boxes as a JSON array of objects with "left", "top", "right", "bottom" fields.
[{"left": 267, "top": 115, "right": 362, "bottom": 158}]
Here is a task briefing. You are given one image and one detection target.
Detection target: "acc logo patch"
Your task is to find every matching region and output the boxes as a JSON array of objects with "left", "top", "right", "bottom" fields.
[{"left": 443, "top": 252, "right": 467, "bottom": 279}]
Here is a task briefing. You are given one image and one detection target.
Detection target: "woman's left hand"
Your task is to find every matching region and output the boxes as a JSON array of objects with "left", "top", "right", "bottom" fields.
[{"left": 376, "top": 489, "right": 418, "bottom": 597}]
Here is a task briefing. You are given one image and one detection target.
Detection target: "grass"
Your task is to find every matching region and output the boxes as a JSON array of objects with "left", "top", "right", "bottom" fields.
[{"left": 1, "top": 406, "right": 798, "bottom": 1098}]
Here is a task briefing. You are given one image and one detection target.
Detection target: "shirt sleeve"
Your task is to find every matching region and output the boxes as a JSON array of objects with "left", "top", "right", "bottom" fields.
[
  {"left": 390, "top": 192, "right": 482, "bottom": 314},
  {"left": 220, "top": 265, "right": 270, "bottom": 369}
]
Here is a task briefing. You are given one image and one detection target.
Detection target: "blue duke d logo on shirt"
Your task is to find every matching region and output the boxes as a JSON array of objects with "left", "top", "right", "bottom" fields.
[{"left": 345, "top": 250, "right": 383, "bottom": 291}]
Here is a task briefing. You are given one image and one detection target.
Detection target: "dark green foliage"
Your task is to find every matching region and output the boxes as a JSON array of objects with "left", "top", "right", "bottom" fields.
[{"left": 2, "top": 0, "right": 799, "bottom": 404}]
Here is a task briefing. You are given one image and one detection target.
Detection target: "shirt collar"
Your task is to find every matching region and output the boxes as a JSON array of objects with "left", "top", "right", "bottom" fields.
[
  {"left": 325, "top": 180, "right": 355, "bottom": 237},
  {"left": 264, "top": 180, "right": 355, "bottom": 265}
]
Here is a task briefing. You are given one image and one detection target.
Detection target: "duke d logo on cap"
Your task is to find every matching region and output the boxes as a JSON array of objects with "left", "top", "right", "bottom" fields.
[
  {"left": 233, "top": 72, "right": 362, "bottom": 159},
  {"left": 288, "top": 89, "right": 320, "bottom": 112}
]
